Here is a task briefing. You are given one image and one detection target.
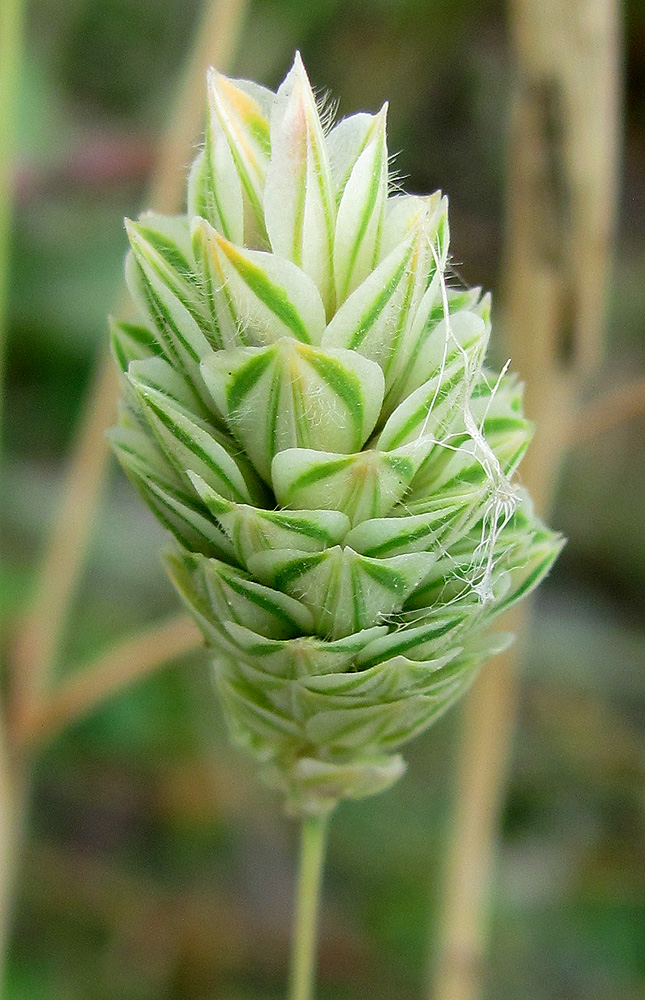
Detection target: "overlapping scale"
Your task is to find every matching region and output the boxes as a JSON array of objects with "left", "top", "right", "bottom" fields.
[{"left": 110, "top": 54, "right": 562, "bottom": 815}]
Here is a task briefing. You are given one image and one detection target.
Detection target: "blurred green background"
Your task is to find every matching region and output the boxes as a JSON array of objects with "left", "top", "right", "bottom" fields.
[{"left": 2, "top": 0, "right": 644, "bottom": 998}]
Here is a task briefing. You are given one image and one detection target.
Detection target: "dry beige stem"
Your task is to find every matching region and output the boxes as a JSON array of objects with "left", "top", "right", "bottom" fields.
[
  {"left": 10, "top": 0, "right": 250, "bottom": 733},
  {"left": 14, "top": 615, "right": 201, "bottom": 752},
  {"left": 0, "top": 0, "right": 249, "bottom": 983},
  {"left": 433, "top": 2, "right": 621, "bottom": 998}
]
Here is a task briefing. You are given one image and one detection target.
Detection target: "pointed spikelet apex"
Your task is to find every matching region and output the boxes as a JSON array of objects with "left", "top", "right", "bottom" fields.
[{"left": 110, "top": 54, "right": 563, "bottom": 816}]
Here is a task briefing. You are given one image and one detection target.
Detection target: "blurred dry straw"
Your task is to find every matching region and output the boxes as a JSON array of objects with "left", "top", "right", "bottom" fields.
[
  {"left": 432, "top": 2, "right": 626, "bottom": 999},
  {"left": 10, "top": 0, "right": 250, "bottom": 736},
  {"left": 0, "top": 0, "right": 248, "bottom": 982}
]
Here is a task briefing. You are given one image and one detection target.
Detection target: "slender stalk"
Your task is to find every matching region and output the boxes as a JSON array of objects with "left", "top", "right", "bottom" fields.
[
  {"left": 0, "top": 0, "right": 24, "bottom": 443},
  {"left": 289, "top": 814, "right": 330, "bottom": 1000}
]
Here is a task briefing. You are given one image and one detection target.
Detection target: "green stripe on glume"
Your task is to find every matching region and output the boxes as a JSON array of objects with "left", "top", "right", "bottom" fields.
[
  {"left": 226, "top": 349, "right": 275, "bottom": 413},
  {"left": 225, "top": 251, "right": 312, "bottom": 344},
  {"left": 305, "top": 353, "right": 364, "bottom": 445}
]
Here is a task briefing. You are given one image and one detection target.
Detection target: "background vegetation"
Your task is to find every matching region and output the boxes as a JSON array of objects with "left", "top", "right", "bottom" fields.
[{"left": 2, "top": 0, "right": 644, "bottom": 997}]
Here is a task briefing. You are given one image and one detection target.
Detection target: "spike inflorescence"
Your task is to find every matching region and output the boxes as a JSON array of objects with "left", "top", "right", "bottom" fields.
[{"left": 110, "top": 54, "right": 563, "bottom": 815}]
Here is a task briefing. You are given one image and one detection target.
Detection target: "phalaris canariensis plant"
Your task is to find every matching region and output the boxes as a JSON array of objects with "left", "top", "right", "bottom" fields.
[{"left": 110, "top": 53, "right": 562, "bottom": 818}]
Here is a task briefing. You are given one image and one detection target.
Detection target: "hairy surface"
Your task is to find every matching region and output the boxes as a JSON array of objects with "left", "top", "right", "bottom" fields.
[{"left": 110, "top": 54, "right": 562, "bottom": 814}]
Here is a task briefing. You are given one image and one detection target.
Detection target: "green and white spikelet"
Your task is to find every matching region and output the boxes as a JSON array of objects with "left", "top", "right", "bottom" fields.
[{"left": 110, "top": 54, "right": 563, "bottom": 816}]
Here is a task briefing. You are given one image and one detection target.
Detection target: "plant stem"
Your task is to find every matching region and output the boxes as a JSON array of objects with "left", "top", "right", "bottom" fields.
[
  {"left": 11, "top": 0, "right": 250, "bottom": 730},
  {"left": 289, "top": 813, "right": 329, "bottom": 1000},
  {"left": 1, "top": 1, "right": 248, "bottom": 992},
  {"left": 432, "top": 2, "right": 621, "bottom": 997}
]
